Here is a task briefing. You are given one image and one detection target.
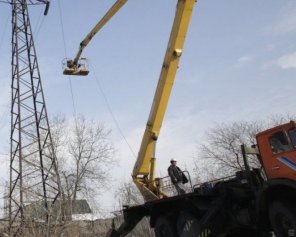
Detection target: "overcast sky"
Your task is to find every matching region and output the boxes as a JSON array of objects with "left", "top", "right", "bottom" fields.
[{"left": 0, "top": 0, "right": 296, "bottom": 213}]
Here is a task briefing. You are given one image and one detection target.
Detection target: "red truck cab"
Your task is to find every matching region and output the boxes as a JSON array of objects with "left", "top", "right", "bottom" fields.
[
  {"left": 255, "top": 121, "right": 296, "bottom": 236},
  {"left": 256, "top": 121, "right": 296, "bottom": 182}
]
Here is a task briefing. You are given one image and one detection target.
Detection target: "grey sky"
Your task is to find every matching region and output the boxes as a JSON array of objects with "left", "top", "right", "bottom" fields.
[{"left": 0, "top": 0, "right": 296, "bottom": 213}]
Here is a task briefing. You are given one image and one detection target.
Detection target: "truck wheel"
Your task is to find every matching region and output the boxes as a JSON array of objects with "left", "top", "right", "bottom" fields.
[
  {"left": 269, "top": 201, "right": 296, "bottom": 237},
  {"left": 154, "top": 216, "right": 177, "bottom": 237},
  {"left": 177, "top": 213, "right": 201, "bottom": 237}
]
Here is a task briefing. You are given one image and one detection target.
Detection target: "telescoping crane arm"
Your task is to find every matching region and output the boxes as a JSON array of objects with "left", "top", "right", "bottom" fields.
[
  {"left": 133, "top": 0, "right": 196, "bottom": 201},
  {"left": 63, "top": 0, "right": 127, "bottom": 76}
]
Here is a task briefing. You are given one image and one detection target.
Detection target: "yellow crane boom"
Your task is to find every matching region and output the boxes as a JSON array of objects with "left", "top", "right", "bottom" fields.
[
  {"left": 133, "top": 0, "right": 196, "bottom": 201},
  {"left": 63, "top": 0, "right": 127, "bottom": 76}
]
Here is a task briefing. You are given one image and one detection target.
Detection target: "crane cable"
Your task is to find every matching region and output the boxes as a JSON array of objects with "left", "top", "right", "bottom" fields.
[
  {"left": 57, "top": 0, "right": 78, "bottom": 122},
  {"left": 90, "top": 62, "right": 136, "bottom": 159}
]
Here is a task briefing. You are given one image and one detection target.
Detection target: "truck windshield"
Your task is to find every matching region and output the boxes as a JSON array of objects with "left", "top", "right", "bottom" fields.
[
  {"left": 269, "top": 131, "right": 291, "bottom": 154},
  {"left": 288, "top": 128, "right": 296, "bottom": 148}
]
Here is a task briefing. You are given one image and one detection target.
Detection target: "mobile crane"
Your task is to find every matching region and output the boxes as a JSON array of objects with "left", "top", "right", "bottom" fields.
[
  {"left": 64, "top": 1, "right": 296, "bottom": 236},
  {"left": 111, "top": 126, "right": 296, "bottom": 237},
  {"left": 107, "top": 0, "right": 296, "bottom": 237}
]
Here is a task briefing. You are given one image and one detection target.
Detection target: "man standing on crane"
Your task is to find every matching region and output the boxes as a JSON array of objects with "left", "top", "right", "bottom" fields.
[{"left": 168, "top": 159, "right": 186, "bottom": 195}]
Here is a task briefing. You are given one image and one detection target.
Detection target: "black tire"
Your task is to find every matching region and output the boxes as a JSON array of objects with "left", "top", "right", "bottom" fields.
[
  {"left": 269, "top": 201, "right": 296, "bottom": 237},
  {"left": 177, "top": 212, "right": 201, "bottom": 237},
  {"left": 154, "top": 216, "right": 177, "bottom": 237}
]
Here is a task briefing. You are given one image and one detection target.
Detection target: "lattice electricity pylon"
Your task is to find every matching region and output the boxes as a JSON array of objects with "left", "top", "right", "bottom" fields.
[{"left": 9, "top": 0, "right": 62, "bottom": 236}]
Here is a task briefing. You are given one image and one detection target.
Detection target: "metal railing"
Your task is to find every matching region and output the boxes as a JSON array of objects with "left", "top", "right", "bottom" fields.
[
  {"left": 192, "top": 175, "right": 236, "bottom": 194},
  {"left": 151, "top": 171, "right": 193, "bottom": 197}
]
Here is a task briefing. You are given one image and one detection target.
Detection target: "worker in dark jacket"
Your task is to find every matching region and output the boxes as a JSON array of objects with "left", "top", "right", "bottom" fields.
[{"left": 168, "top": 158, "right": 186, "bottom": 195}]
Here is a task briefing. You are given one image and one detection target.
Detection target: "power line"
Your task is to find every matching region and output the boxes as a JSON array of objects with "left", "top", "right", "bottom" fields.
[
  {"left": 56, "top": 1, "right": 134, "bottom": 158},
  {"left": 35, "top": 16, "right": 45, "bottom": 38},
  {"left": 0, "top": 1, "right": 47, "bottom": 42},
  {"left": 0, "top": 13, "right": 9, "bottom": 52},
  {"left": 90, "top": 62, "right": 136, "bottom": 159},
  {"left": 33, "top": 7, "right": 46, "bottom": 39},
  {"left": 57, "top": 0, "right": 67, "bottom": 57},
  {"left": 0, "top": 107, "right": 10, "bottom": 130},
  {"left": 57, "top": 0, "right": 78, "bottom": 121}
]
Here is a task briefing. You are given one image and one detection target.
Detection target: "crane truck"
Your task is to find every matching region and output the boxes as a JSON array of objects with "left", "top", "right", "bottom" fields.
[
  {"left": 63, "top": 1, "right": 296, "bottom": 236},
  {"left": 110, "top": 124, "right": 296, "bottom": 237},
  {"left": 106, "top": 1, "right": 296, "bottom": 237}
]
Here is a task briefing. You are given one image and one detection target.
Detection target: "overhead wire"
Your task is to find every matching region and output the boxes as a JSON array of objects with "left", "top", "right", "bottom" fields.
[
  {"left": 90, "top": 62, "right": 136, "bottom": 159},
  {"left": 0, "top": 0, "right": 46, "bottom": 45},
  {"left": 31, "top": 0, "right": 51, "bottom": 39},
  {"left": 33, "top": 6, "right": 43, "bottom": 33},
  {"left": 33, "top": 6, "right": 46, "bottom": 40},
  {"left": 0, "top": 104, "right": 10, "bottom": 131},
  {"left": 56, "top": 1, "right": 135, "bottom": 158},
  {"left": 57, "top": 0, "right": 78, "bottom": 122},
  {"left": 35, "top": 16, "right": 45, "bottom": 38},
  {"left": 0, "top": 13, "right": 10, "bottom": 135},
  {"left": 28, "top": 0, "right": 48, "bottom": 5},
  {"left": 0, "top": 11, "right": 9, "bottom": 53}
]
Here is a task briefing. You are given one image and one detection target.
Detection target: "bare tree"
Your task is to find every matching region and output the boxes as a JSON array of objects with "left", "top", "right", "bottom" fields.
[
  {"left": 50, "top": 115, "right": 116, "bottom": 204},
  {"left": 115, "top": 181, "right": 144, "bottom": 206},
  {"left": 68, "top": 116, "right": 115, "bottom": 201},
  {"left": 193, "top": 121, "right": 264, "bottom": 181},
  {"left": 194, "top": 115, "right": 296, "bottom": 181},
  {"left": 268, "top": 113, "right": 295, "bottom": 127}
]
